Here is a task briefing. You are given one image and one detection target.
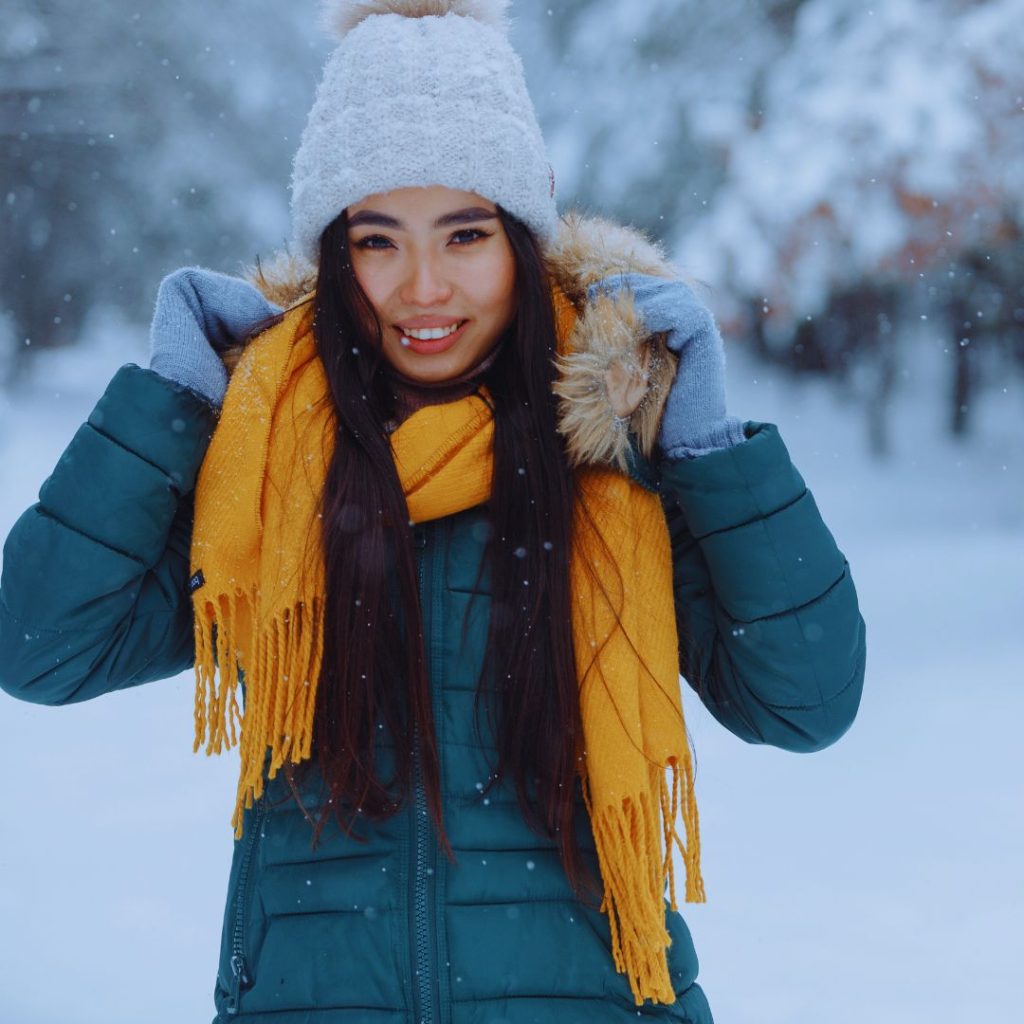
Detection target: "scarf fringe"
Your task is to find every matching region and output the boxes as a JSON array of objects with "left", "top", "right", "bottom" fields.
[
  {"left": 192, "top": 589, "right": 324, "bottom": 839},
  {"left": 663, "top": 756, "right": 706, "bottom": 907},
  {"left": 580, "top": 757, "right": 706, "bottom": 1007}
]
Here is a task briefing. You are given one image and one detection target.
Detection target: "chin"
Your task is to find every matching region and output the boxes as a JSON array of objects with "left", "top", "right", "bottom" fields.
[{"left": 388, "top": 351, "right": 468, "bottom": 384}]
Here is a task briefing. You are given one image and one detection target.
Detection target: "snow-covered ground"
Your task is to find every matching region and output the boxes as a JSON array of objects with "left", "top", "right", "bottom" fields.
[{"left": 0, "top": 321, "right": 1020, "bottom": 1024}]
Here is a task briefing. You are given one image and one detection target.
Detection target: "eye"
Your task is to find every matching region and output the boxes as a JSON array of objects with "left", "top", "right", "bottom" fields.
[
  {"left": 351, "top": 228, "right": 492, "bottom": 251},
  {"left": 450, "top": 228, "right": 491, "bottom": 245},
  {"left": 352, "top": 234, "right": 393, "bottom": 250}
]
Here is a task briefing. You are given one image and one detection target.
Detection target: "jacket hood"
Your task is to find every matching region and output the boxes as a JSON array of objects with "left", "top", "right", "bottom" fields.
[{"left": 234, "top": 209, "right": 692, "bottom": 471}]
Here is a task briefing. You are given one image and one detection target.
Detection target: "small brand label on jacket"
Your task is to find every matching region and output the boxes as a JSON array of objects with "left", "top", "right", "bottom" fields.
[{"left": 187, "top": 569, "right": 205, "bottom": 594}]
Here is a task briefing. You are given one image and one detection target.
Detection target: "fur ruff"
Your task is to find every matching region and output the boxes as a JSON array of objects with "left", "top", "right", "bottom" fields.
[
  {"left": 232, "top": 209, "right": 695, "bottom": 471},
  {"left": 320, "top": 0, "right": 511, "bottom": 40}
]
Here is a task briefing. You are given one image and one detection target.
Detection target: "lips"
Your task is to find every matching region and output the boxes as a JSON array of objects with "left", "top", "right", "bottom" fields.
[{"left": 395, "top": 319, "right": 470, "bottom": 356}]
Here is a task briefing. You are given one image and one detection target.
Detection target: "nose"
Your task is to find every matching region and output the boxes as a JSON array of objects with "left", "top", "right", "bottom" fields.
[{"left": 399, "top": 253, "right": 454, "bottom": 307}]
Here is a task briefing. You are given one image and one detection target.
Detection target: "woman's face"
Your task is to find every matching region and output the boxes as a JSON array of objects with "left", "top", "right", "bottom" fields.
[{"left": 346, "top": 185, "right": 517, "bottom": 384}]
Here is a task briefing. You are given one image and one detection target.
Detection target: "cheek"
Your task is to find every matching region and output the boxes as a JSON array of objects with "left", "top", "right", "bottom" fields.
[
  {"left": 350, "top": 259, "right": 387, "bottom": 311},
  {"left": 349, "top": 261, "right": 397, "bottom": 340},
  {"left": 476, "top": 253, "right": 517, "bottom": 323}
]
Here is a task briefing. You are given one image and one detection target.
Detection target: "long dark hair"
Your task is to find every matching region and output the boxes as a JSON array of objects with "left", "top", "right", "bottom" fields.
[{"left": 283, "top": 204, "right": 603, "bottom": 907}]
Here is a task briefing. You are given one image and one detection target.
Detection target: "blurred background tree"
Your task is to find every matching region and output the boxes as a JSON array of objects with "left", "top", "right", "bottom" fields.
[
  {"left": 2, "top": 0, "right": 1021, "bottom": 454},
  {"left": 661, "top": 0, "right": 1023, "bottom": 453},
  {"left": 1, "top": 0, "right": 319, "bottom": 384}
]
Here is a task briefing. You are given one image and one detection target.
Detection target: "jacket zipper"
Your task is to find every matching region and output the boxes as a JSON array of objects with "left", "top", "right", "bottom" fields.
[
  {"left": 413, "top": 728, "right": 432, "bottom": 1024},
  {"left": 412, "top": 524, "right": 438, "bottom": 1024},
  {"left": 226, "top": 795, "right": 267, "bottom": 1015}
]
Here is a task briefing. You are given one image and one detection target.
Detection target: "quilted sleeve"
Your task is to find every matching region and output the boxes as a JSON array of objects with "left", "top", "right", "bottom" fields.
[
  {"left": 0, "top": 364, "right": 216, "bottom": 705},
  {"left": 659, "top": 421, "right": 867, "bottom": 752}
]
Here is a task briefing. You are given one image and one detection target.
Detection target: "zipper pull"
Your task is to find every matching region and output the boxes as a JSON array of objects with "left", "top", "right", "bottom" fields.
[{"left": 227, "top": 954, "right": 249, "bottom": 1015}]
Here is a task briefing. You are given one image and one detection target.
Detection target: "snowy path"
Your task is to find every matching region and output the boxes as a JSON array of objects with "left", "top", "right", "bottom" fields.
[{"left": 0, "top": 330, "right": 1020, "bottom": 1023}]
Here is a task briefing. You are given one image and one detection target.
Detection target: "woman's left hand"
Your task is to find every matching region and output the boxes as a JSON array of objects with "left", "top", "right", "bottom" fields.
[{"left": 586, "top": 272, "right": 746, "bottom": 459}]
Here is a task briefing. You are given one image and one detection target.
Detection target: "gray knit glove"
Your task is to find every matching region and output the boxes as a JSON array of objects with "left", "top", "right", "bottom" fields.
[
  {"left": 587, "top": 272, "right": 746, "bottom": 460},
  {"left": 148, "top": 267, "right": 282, "bottom": 409}
]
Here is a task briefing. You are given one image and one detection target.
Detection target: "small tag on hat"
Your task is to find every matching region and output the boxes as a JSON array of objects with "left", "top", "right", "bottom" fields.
[{"left": 187, "top": 569, "right": 205, "bottom": 595}]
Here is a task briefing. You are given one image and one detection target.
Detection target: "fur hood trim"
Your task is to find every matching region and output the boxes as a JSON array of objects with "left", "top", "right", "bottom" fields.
[{"left": 237, "top": 208, "right": 691, "bottom": 471}]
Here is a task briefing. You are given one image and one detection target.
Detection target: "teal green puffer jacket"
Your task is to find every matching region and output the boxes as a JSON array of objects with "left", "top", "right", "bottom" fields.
[{"left": 0, "top": 362, "right": 866, "bottom": 1024}]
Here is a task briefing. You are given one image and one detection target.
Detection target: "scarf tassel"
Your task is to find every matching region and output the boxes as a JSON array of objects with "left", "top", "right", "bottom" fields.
[
  {"left": 580, "top": 754, "right": 706, "bottom": 1007},
  {"left": 192, "top": 590, "right": 324, "bottom": 839}
]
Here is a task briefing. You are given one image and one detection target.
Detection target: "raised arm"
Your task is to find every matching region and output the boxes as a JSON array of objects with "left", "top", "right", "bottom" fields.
[
  {"left": 0, "top": 366, "right": 217, "bottom": 704},
  {"left": 0, "top": 266, "right": 281, "bottom": 706},
  {"left": 660, "top": 420, "right": 866, "bottom": 752}
]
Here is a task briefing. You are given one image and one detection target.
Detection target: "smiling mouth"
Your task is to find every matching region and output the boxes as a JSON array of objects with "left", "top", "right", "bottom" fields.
[
  {"left": 396, "top": 320, "right": 470, "bottom": 354},
  {"left": 395, "top": 320, "right": 468, "bottom": 341}
]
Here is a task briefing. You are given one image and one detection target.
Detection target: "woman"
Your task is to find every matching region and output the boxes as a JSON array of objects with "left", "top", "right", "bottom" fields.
[{"left": 0, "top": 3, "right": 867, "bottom": 1022}]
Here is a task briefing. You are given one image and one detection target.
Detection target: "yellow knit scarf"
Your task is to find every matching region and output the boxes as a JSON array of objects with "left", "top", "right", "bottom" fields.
[{"left": 190, "top": 285, "right": 705, "bottom": 1006}]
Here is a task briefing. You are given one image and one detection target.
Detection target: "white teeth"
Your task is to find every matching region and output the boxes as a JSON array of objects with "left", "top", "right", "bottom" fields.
[{"left": 400, "top": 322, "right": 463, "bottom": 341}]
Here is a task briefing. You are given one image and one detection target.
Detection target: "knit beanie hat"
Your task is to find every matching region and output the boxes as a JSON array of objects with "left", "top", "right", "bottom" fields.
[{"left": 289, "top": 0, "right": 559, "bottom": 266}]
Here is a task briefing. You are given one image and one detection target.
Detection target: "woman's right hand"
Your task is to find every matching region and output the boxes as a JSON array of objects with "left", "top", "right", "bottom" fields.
[{"left": 148, "top": 267, "right": 283, "bottom": 409}]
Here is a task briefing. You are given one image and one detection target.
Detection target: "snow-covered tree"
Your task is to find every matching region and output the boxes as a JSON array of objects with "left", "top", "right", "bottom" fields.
[
  {"left": 512, "top": 0, "right": 796, "bottom": 237},
  {"left": 678, "top": 0, "right": 1021, "bottom": 316},
  {"left": 1, "top": 0, "right": 322, "bottom": 383},
  {"left": 670, "top": 0, "right": 1023, "bottom": 448}
]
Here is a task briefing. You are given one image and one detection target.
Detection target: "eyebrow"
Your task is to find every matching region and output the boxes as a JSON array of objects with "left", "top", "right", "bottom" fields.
[{"left": 346, "top": 206, "right": 499, "bottom": 230}]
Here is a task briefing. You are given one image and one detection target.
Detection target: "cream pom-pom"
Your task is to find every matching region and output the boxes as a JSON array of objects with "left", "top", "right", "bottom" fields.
[{"left": 319, "top": 0, "right": 511, "bottom": 40}]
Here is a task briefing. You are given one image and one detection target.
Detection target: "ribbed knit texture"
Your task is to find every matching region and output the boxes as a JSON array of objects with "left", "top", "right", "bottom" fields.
[
  {"left": 148, "top": 267, "right": 282, "bottom": 409},
  {"left": 289, "top": 1, "right": 558, "bottom": 265},
  {"left": 189, "top": 283, "right": 705, "bottom": 1007}
]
